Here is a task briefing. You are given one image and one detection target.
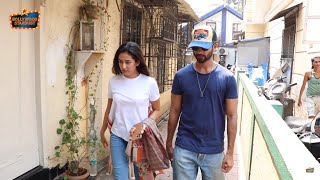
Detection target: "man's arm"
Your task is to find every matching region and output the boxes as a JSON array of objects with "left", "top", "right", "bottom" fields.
[
  {"left": 222, "top": 98, "right": 238, "bottom": 173},
  {"left": 166, "top": 93, "right": 182, "bottom": 161}
]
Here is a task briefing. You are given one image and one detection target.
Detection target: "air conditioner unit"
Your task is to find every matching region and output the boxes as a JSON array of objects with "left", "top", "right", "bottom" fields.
[{"left": 218, "top": 48, "right": 228, "bottom": 55}]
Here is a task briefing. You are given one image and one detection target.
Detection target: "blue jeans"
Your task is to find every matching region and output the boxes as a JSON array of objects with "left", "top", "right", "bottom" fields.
[
  {"left": 173, "top": 146, "right": 225, "bottom": 180},
  {"left": 110, "top": 133, "right": 139, "bottom": 180}
]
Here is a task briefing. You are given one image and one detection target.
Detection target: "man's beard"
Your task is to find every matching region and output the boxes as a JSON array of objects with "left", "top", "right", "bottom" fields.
[{"left": 194, "top": 49, "right": 213, "bottom": 63}]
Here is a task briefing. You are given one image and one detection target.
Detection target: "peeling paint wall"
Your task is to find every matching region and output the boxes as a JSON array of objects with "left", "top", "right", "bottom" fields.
[{"left": 40, "top": 0, "right": 85, "bottom": 167}]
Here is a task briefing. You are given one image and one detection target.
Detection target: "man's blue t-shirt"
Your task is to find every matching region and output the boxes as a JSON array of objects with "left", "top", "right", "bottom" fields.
[{"left": 171, "top": 63, "right": 238, "bottom": 154}]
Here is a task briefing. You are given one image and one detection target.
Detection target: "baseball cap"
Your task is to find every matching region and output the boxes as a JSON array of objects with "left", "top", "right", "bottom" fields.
[{"left": 188, "top": 25, "right": 217, "bottom": 50}]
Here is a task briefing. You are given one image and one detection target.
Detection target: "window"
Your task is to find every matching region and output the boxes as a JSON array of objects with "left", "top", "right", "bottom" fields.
[
  {"left": 232, "top": 23, "right": 241, "bottom": 40},
  {"left": 121, "top": 4, "right": 142, "bottom": 45}
]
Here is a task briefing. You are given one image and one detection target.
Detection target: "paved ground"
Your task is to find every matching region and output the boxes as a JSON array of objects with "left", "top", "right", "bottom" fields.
[{"left": 91, "top": 118, "right": 242, "bottom": 180}]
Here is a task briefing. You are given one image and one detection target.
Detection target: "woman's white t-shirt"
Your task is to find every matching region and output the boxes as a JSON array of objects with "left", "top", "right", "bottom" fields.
[{"left": 108, "top": 74, "right": 160, "bottom": 141}]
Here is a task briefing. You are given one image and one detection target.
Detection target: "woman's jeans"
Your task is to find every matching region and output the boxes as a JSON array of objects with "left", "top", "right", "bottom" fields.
[
  {"left": 110, "top": 133, "right": 139, "bottom": 180},
  {"left": 173, "top": 146, "right": 225, "bottom": 180}
]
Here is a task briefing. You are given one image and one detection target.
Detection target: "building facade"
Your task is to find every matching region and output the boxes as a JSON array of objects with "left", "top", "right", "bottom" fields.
[{"left": 242, "top": 0, "right": 320, "bottom": 118}]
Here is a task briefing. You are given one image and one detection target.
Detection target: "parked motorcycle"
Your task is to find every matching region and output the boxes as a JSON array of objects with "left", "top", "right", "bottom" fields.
[
  {"left": 296, "top": 114, "right": 320, "bottom": 162},
  {"left": 263, "top": 76, "right": 320, "bottom": 162},
  {"left": 263, "top": 76, "right": 297, "bottom": 119}
]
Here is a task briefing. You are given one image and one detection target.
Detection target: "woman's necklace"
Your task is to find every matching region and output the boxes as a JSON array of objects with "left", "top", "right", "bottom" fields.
[{"left": 195, "top": 69, "right": 212, "bottom": 98}]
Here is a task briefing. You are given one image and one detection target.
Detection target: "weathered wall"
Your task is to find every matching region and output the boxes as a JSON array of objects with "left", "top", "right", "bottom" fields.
[{"left": 40, "top": 0, "right": 85, "bottom": 167}]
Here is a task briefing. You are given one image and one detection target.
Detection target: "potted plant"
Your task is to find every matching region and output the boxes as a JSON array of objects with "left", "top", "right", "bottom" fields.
[
  {"left": 53, "top": 44, "right": 104, "bottom": 179},
  {"left": 53, "top": 47, "right": 88, "bottom": 179}
]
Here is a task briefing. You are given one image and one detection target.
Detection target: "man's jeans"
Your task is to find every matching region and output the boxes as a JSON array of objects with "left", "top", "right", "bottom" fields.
[
  {"left": 173, "top": 146, "right": 225, "bottom": 180},
  {"left": 110, "top": 133, "right": 139, "bottom": 180}
]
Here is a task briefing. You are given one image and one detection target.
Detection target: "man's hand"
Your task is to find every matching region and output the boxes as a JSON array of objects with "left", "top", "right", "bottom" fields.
[
  {"left": 166, "top": 142, "right": 174, "bottom": 161},
  {"left": 221, "top": 153, "right": 234, "bottom": 173}
]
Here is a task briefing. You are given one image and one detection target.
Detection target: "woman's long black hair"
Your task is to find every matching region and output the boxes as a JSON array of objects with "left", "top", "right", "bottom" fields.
[{"left": 112, "top": 42, "right": 150, "bottom": 76}]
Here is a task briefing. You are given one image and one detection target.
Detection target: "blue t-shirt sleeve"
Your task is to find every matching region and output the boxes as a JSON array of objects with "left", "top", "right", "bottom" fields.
[
  {"left": 172, "top": 73, "right": 183, "bottom": 95},
  {"left": 225, "top": 75, "right": 238, "bottom": 99}
]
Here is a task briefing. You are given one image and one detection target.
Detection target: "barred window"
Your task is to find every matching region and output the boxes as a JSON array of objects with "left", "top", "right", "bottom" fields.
[
  {"left": 232, "top": 23, "right": 241, "bottom": 40},
  {"left": 121, "top": 4, "right": 142, "bottom": 45}
]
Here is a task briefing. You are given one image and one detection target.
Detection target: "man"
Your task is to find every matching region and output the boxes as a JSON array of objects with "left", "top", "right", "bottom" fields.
[{"left": 166, "top": 25, "right": 238, "bottom": 180}]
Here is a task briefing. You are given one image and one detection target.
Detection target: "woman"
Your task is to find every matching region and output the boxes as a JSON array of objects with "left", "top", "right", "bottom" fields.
[
  {"left": 298, "top": 56, "right": 320, "bottom": 119},
  {"left": 100, "top": 42, "right": 161, "bottom": 180}
]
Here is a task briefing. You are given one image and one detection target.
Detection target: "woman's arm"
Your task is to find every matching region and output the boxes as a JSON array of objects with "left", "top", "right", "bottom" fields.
[
  {"left": 148, "top": 98, "right": 160, "bottom": 121},
  {"left": 100, "top": 98, "right": 113, "bottom": 148},
  {"left": 298, "top": 72, "right": 310, "bottom": 107}
]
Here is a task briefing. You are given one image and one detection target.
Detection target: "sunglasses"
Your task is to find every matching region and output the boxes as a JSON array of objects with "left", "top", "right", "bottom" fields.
[{"left": 191, "top": 47, "right": 209, "bottom": 51}]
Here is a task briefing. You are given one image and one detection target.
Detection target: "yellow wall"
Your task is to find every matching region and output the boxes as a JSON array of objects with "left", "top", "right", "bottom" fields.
[
  {"left": 40, "top": 0, "right": 172, "bottom": 168},
  {"left": 243, "top": 0, "right": 272, "bottom": 24},
  {"left": 244, "top": 24, "right": 266, "bottom": 38},
  {"left": 40, "top": 0, "right": 85, "bottom": 167}
]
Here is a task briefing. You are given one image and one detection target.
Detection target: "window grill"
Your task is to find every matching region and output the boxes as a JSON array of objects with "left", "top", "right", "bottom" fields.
[
  {"left": 121, "top": 3, "right": 143, "bottom": 45},
  {"left": 177, "top": 22, "right": 193, "bottom": 70},
  {"left": 120, "top": 0, "right": 194, "bottom": 92}
]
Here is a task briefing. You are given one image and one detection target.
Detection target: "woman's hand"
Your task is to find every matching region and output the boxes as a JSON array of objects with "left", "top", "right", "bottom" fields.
[
  {"left": 130, "top": 123, "right": 145, "bottom": 140},
  {"left": 100, "top": 121, "right": 112, "bottom": 148},
  {"left": 130, "top": 123, "right": 145, "bottom": 135},
  {"left": 100, "top": 132, "right": 108, "bottom": 148},
  {"left": 107, "top": 121, "right": 112, "bottom": 133},
  {"left": 298, "top": 98, "right": 302, "bottom": 107}
]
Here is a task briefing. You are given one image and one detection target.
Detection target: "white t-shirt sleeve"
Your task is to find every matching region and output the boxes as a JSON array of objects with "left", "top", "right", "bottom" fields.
[{"left": 149, "top": 78, "right": 160, "bottom": 101}]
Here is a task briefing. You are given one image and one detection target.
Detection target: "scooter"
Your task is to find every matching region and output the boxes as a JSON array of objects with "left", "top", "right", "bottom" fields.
[
  {"left": 264, "top": 77, "right": 320, "bottom": 162},
  {"left": 296, "top": 113, "right": 320, "bottom": 162},
  {"left": 263, "top": 76, "right": 287, "bottom": 99},
  {"left": 263, "top": 76, "right": 297, "bottom": 119}
]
